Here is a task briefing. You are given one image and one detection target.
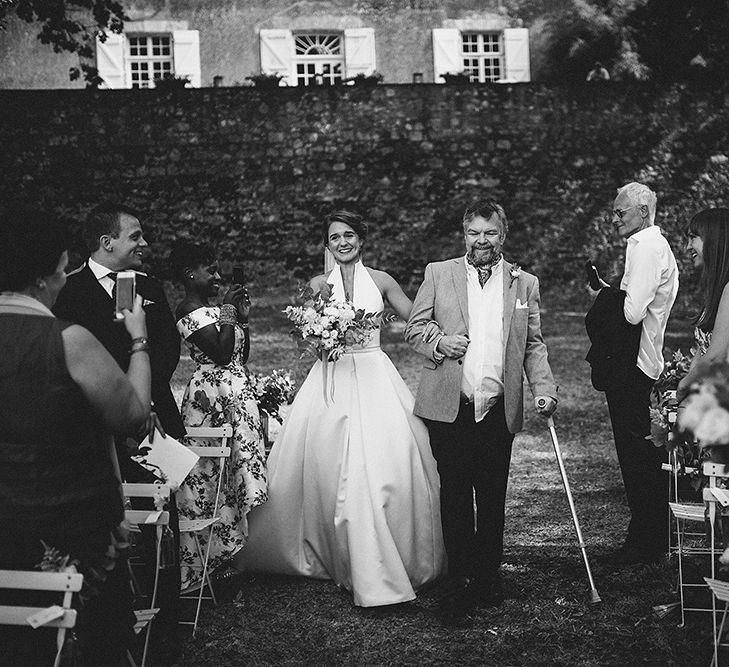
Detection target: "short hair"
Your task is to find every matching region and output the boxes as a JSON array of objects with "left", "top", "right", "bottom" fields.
[
  {"left": 321, "top": 210, "right": 368, "bottom": 244},
  {"left": 168, "top": 240, "right": 215, "bottom": 281},
  {"left": 688, "top": 208, "right": 729, "bottom": 332},
  {"left": 462, "top": 199, "right": 509, "bottom": 236},
  {"left": 83, "top": 202, "right": 141, "bottom": 253},
  {"left": 0, "top": 206, "right": 68, "bottom": 291},
  {"left": 616, "top": 182, "right": 657, "bottom": 224}
]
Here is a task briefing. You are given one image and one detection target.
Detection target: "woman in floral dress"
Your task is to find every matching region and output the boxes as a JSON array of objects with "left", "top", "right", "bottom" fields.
[
  {"left": 677, "top": 208, "right": 729, "bottom": 401},
  {"left": 170, "top": 241, "right": 266, "bottom": 591}
]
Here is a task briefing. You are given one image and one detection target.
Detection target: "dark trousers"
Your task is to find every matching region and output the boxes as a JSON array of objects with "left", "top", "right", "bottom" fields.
[
  {"left": 605, "top": 367, "right": 668, "bottom": 553},
  {"left": 426, "top": 397, "right": 515, "bottom": 580}
]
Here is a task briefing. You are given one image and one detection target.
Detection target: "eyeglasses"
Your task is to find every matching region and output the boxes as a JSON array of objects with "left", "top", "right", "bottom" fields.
[{"left": 612, "top": 206, "right": 638, "bottom": 220}]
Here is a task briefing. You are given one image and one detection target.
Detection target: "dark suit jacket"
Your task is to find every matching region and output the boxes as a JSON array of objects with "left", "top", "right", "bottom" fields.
[
  {"left": 53, "top": 264, "right": 185, "bottom": 438},
  {"left": 585, "top": 287, "right": 642, "bottom": 391}
]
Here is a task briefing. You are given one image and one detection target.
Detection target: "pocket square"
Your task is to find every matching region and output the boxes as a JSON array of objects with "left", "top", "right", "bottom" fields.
[
  {"left": 142, "top": 299, "right": 156, "bottom": 307},
  {"left": 515, "top": 299, "right": 529, "bottom": 309}
]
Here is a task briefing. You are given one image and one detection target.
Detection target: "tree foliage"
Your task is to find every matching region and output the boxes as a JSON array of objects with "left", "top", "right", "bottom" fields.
[
  {"left": 0, "top": 0, "right": 126, "bottom": 84},
  {"left": 519, "top": 0, "right": 729, "bottom": 83}
]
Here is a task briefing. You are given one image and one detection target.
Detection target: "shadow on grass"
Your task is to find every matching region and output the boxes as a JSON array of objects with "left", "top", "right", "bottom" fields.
[{"left": 166, "top": 297, "right": 714, "bottom": 667}]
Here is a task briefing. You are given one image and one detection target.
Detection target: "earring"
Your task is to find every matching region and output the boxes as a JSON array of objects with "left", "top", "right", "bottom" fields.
[
  {"left": 187, "top": 274, "right": 194, "bottom": 280},
  {"left": 37, "top": 280, "right": 46, "bottom": 290}
]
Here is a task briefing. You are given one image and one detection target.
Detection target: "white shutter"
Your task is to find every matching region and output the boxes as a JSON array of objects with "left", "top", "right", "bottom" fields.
[
  {"left": 96, "top": 32, "right": 126, "bottom": 89},
  {"left": 172, "top": 30, "right": 201, "bottom": 87},
  {"left": 259, "top": 29, "right": 294, "bottom": 86},
  {"left": 344, "top": 28, "right": 376, "bottom": 78},
  {"left": 432, "top": 28, "right": 462, "bottom": 83},
  {"left": 502, "top": 27, "right": 531, "bottom": 82}
]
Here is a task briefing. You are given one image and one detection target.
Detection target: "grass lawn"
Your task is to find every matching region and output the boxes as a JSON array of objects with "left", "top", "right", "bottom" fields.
[{"left": 167, "top": 289, "right": 713, "bottom": 666}]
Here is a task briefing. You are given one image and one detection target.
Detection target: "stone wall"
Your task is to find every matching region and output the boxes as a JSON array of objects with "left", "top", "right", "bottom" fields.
[{"left": 1, "top": 81, "right": 728, "bottom": 299}]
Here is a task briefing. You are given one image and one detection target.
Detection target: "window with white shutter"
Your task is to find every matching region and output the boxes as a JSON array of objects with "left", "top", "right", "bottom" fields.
[
  {"left": 343, "top": 28, "right": 376, "bottom": 79},
  {"left": 432, "top": 28, "right": 462, "bottom": 83},
  {"left": 95, "top": 29, "right": 200, "bottom": 89},
  {"left": 502, "top": 27, "right": 531, "bottom": 82},
  {"left": 96, "top": 33, "right": 126, "bottom": 89},
  {"left": 432, "top": 27, "right": 531, "bottom": 84},
  {"left": 172, "top": 30, "right": 201, "bottom": 88},
  {"left": 259, "top": 28, "right": 376, "bottom": 86},
  {"left": 260, "top": 29, "right": 295, "bottom": 86}
]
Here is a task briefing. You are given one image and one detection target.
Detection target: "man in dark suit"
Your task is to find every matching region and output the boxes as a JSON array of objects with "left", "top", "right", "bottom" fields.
[{"left": 54, "top": 202, "right": 184, "bottom": 656}]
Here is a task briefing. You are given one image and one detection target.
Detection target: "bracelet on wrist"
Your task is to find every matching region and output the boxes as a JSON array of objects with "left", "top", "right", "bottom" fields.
[
  {"left": 130, "top": 345, "right": 150, "bottom": 355},
  {"left": 130, "top": 336, "right": 148, "bottom": 346},
  {"left": 219, "top": 303, "right": 238, "bottom": 327}
]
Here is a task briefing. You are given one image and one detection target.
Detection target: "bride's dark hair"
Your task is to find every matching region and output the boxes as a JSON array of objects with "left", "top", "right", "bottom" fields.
[
  {"left": 689, "top": 207, "right": 729, "bottom": 332},
  {"left": 321, "top": 210, "right": 368, "bottom": 244}
]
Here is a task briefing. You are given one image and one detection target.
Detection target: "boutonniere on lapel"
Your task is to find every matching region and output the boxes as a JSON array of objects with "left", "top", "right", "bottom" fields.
[{"left": 509, "top": 264, "right": 522, "bottom": 288}]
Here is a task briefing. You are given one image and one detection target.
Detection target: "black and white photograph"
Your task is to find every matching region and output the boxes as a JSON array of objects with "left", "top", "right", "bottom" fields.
[{"left": 2, "top": 1, "right": 729, "bottom": 664}]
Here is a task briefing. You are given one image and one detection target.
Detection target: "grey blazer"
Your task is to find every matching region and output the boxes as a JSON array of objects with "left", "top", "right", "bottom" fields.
[{"left": 405, "top": 257, "right": 557, "bottom": 433}]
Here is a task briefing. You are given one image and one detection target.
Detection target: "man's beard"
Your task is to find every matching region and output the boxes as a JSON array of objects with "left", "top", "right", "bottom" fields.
[{"left": 467, "top": 245, "right": 501, "bottom": 268}]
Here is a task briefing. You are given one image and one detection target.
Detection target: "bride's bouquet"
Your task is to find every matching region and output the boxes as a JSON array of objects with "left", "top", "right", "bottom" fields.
[{"left": 284, "top": 283, "right": 383, "bottom": 362}]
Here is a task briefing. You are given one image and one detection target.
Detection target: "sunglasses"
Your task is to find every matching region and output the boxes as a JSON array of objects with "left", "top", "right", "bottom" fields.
[{"left": 612, "top": 206, "right": 639, "bottom": 220}]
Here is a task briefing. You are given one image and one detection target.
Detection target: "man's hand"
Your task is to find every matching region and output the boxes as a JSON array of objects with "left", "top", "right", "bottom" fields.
[
  {"left": 421, "top": 320, "right": 442, "bottom": 344},
  {"left": 138, "top": 411, "right": 166, "bottom": 443},
  {"left": 436, "top": 334, "right": 469, "bottom": 359},
  {"left": 534, "top": 396, "right": 557, "bottom": 417}
]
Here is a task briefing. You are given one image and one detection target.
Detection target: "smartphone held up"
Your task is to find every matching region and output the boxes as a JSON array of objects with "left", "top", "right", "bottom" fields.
[
  {"left": 232, "top": 265, "right": 246, "bottom": 285},
  {"left": 114, "top": 271, "right": 136, "bottom": 320}
]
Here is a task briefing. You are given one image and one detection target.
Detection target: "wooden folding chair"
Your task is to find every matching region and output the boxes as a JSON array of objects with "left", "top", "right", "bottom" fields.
[
  {"left": 0, "top": 569, "right": 83, "bottom": 667},
  {"left": 179, "top": 424, "right": 232, "bottom": 637},
  {"left": 123, "top": 481, "right": 171, "bottom": 667}
]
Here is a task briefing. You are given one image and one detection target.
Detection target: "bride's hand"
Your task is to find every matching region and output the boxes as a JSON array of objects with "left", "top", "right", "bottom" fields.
[{"left": 421, "top": 320, "right": 442, "bottom": 344}]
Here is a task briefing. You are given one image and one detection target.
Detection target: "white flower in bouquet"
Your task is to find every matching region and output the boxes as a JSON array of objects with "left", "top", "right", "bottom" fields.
[
  {"left": 693, "top": 406, "right": 729, "bottom": 446},
  {"left": 284, "top": 284, "right": 385, "bottom": 362},
  {"left": 678, "top": 384, "right": 720, "bottom": 433}
]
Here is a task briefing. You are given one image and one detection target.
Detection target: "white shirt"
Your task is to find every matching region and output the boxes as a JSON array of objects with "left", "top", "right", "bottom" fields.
[
  {"left": 621, "top": 225, "right": 679, "bottom": 380},
  {"left": 462, "top": 256, "right": 504, "bottom": 422},
  {"left": 87, "top": 257, "right": 118, "bottom": 297}
]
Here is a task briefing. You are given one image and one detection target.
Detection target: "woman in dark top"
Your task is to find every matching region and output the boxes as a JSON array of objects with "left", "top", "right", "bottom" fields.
[{"left": 0, "top": 207, "right": 151, "bottom": 667}]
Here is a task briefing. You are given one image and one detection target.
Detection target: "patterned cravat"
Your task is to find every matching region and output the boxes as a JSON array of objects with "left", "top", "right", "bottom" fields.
[
  {"left": 475, "top": 266, "right": 492, "bottom": 287},
  {"left": 467, "top": 256, "right": 500, "bottom": 288}
]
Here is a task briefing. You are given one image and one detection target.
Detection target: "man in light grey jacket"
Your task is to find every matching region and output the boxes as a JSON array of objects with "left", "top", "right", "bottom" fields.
[{"left": 406, "top": 199, "right": 557, "bottom": 617}]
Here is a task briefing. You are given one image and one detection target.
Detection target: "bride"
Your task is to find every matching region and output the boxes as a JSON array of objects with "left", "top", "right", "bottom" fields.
[{"left": 234, "top": 210, "right": 445, "bottom": 606}]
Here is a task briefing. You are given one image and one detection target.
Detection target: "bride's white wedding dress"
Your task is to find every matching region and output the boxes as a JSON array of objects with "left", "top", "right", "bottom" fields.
[{"left": 234, "top": 261, "right": 445, "bottom": 606}]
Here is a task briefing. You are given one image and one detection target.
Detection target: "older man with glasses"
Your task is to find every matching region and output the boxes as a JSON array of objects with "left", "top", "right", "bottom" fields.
[{"left": 585, "top": 182, "right": 679, "bottom": 565}]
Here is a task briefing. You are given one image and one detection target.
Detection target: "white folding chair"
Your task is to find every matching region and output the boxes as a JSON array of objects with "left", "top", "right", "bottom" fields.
[
  {"left": 123, "top": 481, "right": 171, "bottom": 667},
  {"left": 0, "top": 569, "right": 83, "bottom": 667},
  {"left": 705, "top": 577, "right": 729, "bottom": 667},
  {"left": 179, "top": 424, "right": 232, "bottom": 637},
  {"left": 669, "top": 461, "right": 729, "bottom": 627}
]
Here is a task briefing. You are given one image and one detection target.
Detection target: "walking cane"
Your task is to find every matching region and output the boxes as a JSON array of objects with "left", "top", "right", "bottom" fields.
[{"left": 537, "top": 398, "right": 601, "bottom": 604}]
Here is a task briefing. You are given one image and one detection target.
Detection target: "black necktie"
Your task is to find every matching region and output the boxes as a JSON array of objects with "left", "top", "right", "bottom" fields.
[{"left": 107, "top": 272, "right": 117, "bottom": 299}]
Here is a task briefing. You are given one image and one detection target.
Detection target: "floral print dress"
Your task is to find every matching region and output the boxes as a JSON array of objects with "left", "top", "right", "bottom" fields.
[{"left": 176, "top": 306, "right": 267, "bottom": 590}]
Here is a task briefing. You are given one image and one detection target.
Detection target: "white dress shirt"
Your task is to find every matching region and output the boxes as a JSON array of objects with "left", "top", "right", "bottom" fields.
[
  {"left": 621, "top": 225, "right": 679, "bottom": 380},
  {"left": 87, "top": 257, "right": 117, "bottom": 297},
  {"left": 462, "top": 256, "right": 505, "bottom": 422}
]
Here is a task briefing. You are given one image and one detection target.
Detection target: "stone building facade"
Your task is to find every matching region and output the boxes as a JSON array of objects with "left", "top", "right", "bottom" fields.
[{"left": 0, "top": 0, "right": 533, "bottom": 89}]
